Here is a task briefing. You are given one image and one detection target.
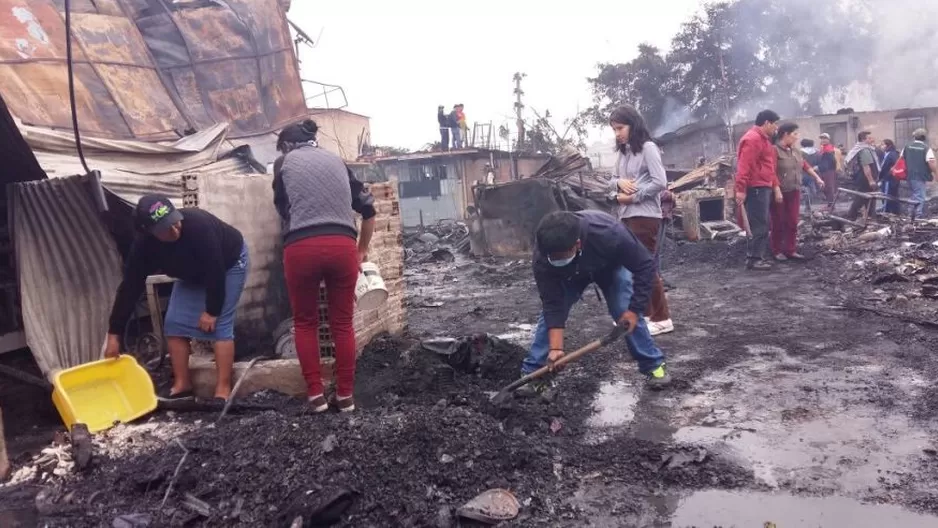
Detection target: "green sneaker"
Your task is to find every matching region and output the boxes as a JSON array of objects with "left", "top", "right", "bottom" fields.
[
  {"left": 514, "top": 376, "right": 550, "bottom": 398},
  {"left": 646, "top": 364, "right": 671, "bottom": 390}
]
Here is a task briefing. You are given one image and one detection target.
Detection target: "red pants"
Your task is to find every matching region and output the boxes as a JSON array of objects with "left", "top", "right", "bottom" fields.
[
  {"left": 284, "top": 235, "right": 359, "bottom": 398},
  {"left": 770, "top": 189, "right": 800, "bottom": 257}
]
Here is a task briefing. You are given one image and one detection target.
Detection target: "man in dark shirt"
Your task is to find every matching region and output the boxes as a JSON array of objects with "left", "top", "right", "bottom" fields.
[
  {"left": 104, "top": 195, "right": 248, "bottom": 401},
  {"left": 437, "top": 105, "right": 450, "bottom": 151},
  {"left": 524, "top": 210, "right": 670, "bottom": 389}
]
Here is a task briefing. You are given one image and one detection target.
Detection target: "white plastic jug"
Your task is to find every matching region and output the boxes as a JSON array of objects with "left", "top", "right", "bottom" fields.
[{"left": 355, "top": 262, "right": 388, "bottom": 311}]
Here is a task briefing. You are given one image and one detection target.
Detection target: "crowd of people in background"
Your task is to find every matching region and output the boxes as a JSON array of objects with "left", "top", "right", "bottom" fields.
[
  {"left": 437, "top": 104, "right": 468, "bottom": 151},
  {"left": 736, "top": 110, "right": 936, "bottom": 271}
]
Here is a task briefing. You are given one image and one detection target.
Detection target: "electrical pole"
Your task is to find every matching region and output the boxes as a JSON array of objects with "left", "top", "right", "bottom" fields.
[{"left": 513, "top": 72, "right": 526, "bottom": 151}]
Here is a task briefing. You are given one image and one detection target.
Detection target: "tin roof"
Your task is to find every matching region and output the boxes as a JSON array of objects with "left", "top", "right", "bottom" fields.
[{"left": 0, "top": 0, "right": 306, "bottom": 141}]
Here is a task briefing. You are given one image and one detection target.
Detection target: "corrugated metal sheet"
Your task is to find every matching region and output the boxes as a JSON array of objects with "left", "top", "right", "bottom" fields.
[
  {"left": 12, "top": 174, "right": 122, "bottom": 374},
  {"left": 0, "top": 0, "right": 306, "bottom": 140}
]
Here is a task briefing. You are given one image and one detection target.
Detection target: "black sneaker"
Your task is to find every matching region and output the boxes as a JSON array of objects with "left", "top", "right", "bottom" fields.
[
  {"left": 157, "top": 388, "right": 194, "bottom": 402},
  {"left": 747, "top": 259, "right": 772, "bottom": 271}
]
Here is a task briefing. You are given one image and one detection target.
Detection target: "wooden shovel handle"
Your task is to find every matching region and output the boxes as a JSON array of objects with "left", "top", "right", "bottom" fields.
[{"left": 497, "top": 325, "right": 627, "bottom": 395}]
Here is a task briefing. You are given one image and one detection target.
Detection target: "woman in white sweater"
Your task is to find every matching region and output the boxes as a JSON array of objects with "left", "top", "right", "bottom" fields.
[{"left": 609, "top": 105, "right": 673, "bottom": 336}]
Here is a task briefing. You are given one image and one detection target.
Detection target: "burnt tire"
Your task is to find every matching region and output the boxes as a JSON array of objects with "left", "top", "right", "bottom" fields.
[
  {"left": 134, "top": 332, "right": 165, "bottom": 370},
  {"left": 274, "top": 332, "right": 297, "bottom": 359},
  {"left": 272, "top": 317, "right": 294, "bottom": 342}
]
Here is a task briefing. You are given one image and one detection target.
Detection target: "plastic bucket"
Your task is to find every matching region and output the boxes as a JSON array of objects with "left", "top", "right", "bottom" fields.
[{"left": 355, "top": 262, "right": 388, "bottom": 311}]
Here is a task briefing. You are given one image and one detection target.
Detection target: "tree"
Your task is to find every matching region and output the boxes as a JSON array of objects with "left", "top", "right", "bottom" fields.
[
  {"left": 585, "top": 44, "right": 675, "bottom": 132},
  {"left": 584, "top": 0, "right": 875, "bottom": 130},
  {"left": 522, "top": 108, "right": 588, "bottom": 155}
]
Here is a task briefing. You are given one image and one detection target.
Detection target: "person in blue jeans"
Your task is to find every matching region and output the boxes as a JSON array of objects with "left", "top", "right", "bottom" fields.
[
  {"left": 521, "top": 210, "right": 670, "bottom": 389},
  {"left": 903, "top": 128, "right": 935, "bottom": 218}
]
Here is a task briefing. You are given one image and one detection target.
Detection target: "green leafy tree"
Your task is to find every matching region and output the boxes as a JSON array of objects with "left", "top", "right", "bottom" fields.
[{"left": 585, "top": 44, "right": 675, "bottom": 131}]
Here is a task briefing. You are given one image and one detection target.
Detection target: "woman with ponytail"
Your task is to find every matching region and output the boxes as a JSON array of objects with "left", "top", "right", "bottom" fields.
[{"left": 273, "top": 119, "right": 376, "bottom": 413}]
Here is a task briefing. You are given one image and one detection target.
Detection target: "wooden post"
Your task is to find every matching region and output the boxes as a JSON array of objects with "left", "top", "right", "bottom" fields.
[{"left": 0, "top": 406, "right": 10, "bottom": 481}]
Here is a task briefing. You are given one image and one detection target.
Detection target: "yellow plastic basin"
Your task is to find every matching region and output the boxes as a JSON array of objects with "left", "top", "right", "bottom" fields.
[{"left": 51, "top": 355, "right": 158, "bottom": 433}]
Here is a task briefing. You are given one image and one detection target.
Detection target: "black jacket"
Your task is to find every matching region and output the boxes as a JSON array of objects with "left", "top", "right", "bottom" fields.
[
  {"left": 108, "top": 209, "right": 244, "bottom": 334},
  {"left": 532, "top": 210, "right": 656, "bottom": 329},
  {"left": 879, "top": 149, "right": 899, "bottom": 182},
  {"left": 818, "top": 147, "right": 837, "bottom": 174}
]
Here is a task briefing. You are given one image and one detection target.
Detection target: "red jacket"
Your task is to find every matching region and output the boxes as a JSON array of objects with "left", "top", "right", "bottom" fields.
[{"left": 735, "top": 126, "right": 779, "bottom": 193}]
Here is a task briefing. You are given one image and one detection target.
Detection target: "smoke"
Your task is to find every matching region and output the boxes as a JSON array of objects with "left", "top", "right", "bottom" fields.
[
  {"left": 653, "top": 97, "right": 694, "bottom": 136},
  {"left": 719, "top": 0, "right": 938, "bottom": 122},
  {"left": 870, "top": 0, "right": 938, "bottom": 110}
]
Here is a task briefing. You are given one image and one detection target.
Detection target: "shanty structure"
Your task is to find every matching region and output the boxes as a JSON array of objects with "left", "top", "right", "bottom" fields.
[
  {"left": 656, "top": 117, "right": 729, "bottom": 170},
  {"left": 667, "top": 157, "right": 742, "bottom": 241},
  {"left": 0, "top": 1, "right": 405, "bottom": 382},
  {"left": 373, "top": 149, "right": 550, "bottom": 228},
  {"left": 468, "top": 150, "right": 609, "bottom": 258}
]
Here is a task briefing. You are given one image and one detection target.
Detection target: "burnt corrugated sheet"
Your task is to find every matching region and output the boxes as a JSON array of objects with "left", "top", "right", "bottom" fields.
[
  {"left": 0, "top": 0, "right": 306, "bottom": 140},
  {"left": 12, "top": 174, "right": 122, "bottom": 375}
]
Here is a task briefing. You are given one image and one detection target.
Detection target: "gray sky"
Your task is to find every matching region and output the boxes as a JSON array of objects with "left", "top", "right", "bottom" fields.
[{"left": 289, "top": 0, "right": 706, "bottom": 151}]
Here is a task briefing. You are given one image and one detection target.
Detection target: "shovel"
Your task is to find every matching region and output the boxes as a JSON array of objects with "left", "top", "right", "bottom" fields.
[
  {"left": 490, "top": 325, "right": 627, "bottom": 405},
  {"left": 737, "top": 200, "right": 752, "bottom": 238}
]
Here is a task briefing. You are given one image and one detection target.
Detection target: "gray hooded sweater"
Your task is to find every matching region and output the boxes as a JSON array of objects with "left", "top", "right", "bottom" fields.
[{"left": 273, "top": 144, "right": 376, "bottom": 246}]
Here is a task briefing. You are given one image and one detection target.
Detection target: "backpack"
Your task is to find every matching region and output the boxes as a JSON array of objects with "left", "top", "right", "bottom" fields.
[
  {"left": 891, "top": 151, "right": 907, "bottom": 181},
  {"left": 845, "top": 153, "right": 862, "bottom": 181}
]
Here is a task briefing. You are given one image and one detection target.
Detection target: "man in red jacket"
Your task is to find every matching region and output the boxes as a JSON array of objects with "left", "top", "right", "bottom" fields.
[{"left": 735, "top": 110, "right": 781, "bottom": 270}]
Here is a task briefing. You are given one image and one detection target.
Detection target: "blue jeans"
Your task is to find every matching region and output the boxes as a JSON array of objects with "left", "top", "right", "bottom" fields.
[
  {"left": 910, "top": 179, "right": 929, "bottom": 217},
  {"left": 522, "top": 267, "right": 666, "bottom": 375}
]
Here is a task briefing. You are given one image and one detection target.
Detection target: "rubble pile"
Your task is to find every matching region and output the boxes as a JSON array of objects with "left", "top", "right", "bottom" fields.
[
  {"left": 404, "top": 221, "right": 470, "bottom": 264},
  {"left": 806, "top": 216, "right": 938, "bottom": 320},
  {"left": 0, "top": 335, "right": 752, "bottom": 527}
]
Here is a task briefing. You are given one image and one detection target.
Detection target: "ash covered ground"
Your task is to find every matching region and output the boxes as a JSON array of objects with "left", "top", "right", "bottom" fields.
[{"left": 5, "top": 233, "right": 938, "bottom": 527}]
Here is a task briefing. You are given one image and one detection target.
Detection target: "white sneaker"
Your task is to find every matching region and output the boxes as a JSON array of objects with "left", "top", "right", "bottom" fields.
[{"left": 647, "top": 319, "right": 674, "bottom": 336}]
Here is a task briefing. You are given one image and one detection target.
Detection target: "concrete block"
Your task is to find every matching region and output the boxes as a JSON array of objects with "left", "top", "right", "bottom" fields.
[
  {"left": 189, "top": 357, "right": 334, "bottom": 399},
  {"left": 0, "top": 407, "right": 9, "bottom": 481}
]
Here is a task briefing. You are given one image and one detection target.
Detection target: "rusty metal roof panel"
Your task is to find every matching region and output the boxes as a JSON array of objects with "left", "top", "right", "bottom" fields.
[
  {"left": 0, "top": 0, "right": 306, "bottom": 141},
  {"left": 12, "top": 174, "right": 123, "bottom": 375},
  {"left": 0, "top": 61, "right": 135, "bottom": 137}
]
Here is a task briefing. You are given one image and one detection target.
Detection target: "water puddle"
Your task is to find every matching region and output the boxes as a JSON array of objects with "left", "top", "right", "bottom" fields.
[
  {"left": 670, "top": 490, "right": 938, "bottom": 528},
  {"left": 583, "top": 381, "right": 639, "bottom": 444},
  {"left": 496, "top": 323, "right": 535, "bottom": 344},
  {"left": 587, "top": 381, "right": 638, "bottom": 428}
]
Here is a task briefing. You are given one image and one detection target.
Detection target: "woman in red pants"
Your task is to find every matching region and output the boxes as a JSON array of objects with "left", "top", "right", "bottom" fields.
[
  {"left": 273, "top": 120, "right": 376, "bottom": 412},
  {"left": 772, "top": 122, "right": 825, "bottom": 261}
]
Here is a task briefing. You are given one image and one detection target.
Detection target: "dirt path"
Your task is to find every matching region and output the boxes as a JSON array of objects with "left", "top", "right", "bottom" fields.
[
  {"left": 4, "top": 241, "right": 938, "bottom": 526},
  {"left": 408, "top": 241, "right": 938, "bottom": 526}
]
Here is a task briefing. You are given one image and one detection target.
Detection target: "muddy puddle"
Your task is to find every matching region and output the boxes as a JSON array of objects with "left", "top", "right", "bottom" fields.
[{"left": 668, "top": 490, "right": 938, "bottom": 527}]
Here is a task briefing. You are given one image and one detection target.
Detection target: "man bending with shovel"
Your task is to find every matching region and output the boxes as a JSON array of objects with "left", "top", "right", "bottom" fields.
[{"left": 521, "top": 210, "right": 670, "bottom": 389}]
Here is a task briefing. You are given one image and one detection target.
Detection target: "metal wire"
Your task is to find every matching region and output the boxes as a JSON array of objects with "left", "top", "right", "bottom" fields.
[{"left": 64, "top": 0, "right": 92, "bottom": 175}]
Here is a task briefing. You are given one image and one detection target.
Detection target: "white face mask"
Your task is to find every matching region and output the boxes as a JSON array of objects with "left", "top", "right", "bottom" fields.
[{"left": 548, "top": 250, "right": 580, "bottom": 268}]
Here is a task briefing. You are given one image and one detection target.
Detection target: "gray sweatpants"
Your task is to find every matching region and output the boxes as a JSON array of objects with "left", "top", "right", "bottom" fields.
[{"left": 745, "top": 187, "right": 772, "bottom": 261}]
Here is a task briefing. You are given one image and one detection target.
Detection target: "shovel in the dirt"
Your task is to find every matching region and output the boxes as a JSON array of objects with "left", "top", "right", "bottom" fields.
[{"left": 489, "top": 325, "right": 627, "bottom": 405}]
